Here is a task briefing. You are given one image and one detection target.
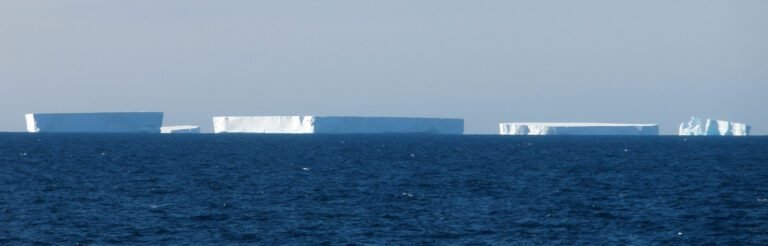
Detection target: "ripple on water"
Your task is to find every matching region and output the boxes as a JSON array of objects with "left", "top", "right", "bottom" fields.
[{"left": 0, "top": 134, "right": 765, "bottom": 244}]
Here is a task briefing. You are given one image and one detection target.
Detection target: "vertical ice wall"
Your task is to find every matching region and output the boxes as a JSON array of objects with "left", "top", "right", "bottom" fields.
[
  {"left": 679, "top": 117, "right": 750, "bottom": 136},
  {"left": 25, "top": 112, "right": 163, "bottom": 133},
  {"left": 213, "top": 116, "right": 464, "bottom": 134},
  {"left": 499, "top": 123, "right": 659, "bottom": 135},
  {"left": 312, "top": 117, "right": 463, "bottom": 134},
  {"left": 213, "top": 116, "right": 315, "bottom": 133}
]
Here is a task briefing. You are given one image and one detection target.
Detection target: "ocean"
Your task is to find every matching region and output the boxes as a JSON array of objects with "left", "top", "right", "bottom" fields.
[{"left": 1, "top": 134, "right": 766, "bottom": 244}]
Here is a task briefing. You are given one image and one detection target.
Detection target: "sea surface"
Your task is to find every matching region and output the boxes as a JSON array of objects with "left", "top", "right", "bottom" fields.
[{"left": 1, "top": 134, "right": 767, "bottom": 245}]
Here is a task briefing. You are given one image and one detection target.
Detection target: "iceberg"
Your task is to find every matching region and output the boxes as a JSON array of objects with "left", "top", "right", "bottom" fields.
[
  {"left": 25, "top": 112, "right": 163, "bottom": 133},
  {"left": 213, "top": 116, "right": 464, "bottom": 134},
  {"left": 160, "top": 125, "right": 200, "bottom": 134},
  {"left": 678, "top": 117, "right": 750, "bottom": 136},
  {"left": 499, "top": 122, "right": 659, "bottom": 135}
]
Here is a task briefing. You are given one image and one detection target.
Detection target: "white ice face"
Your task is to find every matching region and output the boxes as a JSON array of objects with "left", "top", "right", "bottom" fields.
[
  {"left": 679, "top": 117, "right": 750, "bottom": 136},
  {"left": 212, "top": 116, "right": 464, "bottom": 134},
  {"left": 25, "top": 112, "right": 163, "bottom": 133},
  {"left": 212, "top": 116, "right": 316, "bottom": 134},
  {"left": 499, "top": 122, "right": 659, "bottom": 136},
  {"left": 678, "top": 117, "right": 704, "bottom": 136}
]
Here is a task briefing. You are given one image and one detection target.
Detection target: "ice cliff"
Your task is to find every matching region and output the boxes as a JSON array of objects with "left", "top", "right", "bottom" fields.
[
  {"left": 25, "top": 112, "right": 163, "bottom": 133},
  {"left": 499, "top": 122, "right": 659, "bottom": 135},
  {"left": 213, "top": 116, "right": 464, "bottom": 134},
  {"left": 161, "top": 125, "right": 200, "bottom": 134},
  {"left": 679, "top": 117, "right": 750, "bottom": 136}
]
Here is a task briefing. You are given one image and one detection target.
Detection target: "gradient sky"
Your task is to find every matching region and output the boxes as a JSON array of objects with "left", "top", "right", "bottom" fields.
[{"left": 1, "top": 1, "right": 766, "bottom": 134}]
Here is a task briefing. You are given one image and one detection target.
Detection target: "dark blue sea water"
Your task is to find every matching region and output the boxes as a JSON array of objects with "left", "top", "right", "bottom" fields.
[{"left": 1, "top": 134, "right": 767, "bottom": 245}]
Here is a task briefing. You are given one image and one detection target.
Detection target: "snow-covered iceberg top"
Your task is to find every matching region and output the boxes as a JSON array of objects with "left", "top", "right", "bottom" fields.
[
  {"left": 25, "top": 112, "right": 163, "bottom": 133},
  {"left": 161, "top": 125, "right": 200, "bottom": 134},
  {"left": 213, "top": 116, "right": 464, "bottom": 134},
  {"left": 679, "top": 117, "right": 750, "bottom": 136},
  {"left": 500, "top": 122, "right": 659, "bottom": 135}
]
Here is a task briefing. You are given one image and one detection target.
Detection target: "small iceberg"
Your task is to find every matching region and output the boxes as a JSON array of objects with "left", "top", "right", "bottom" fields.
[{"left": 161, "top": 125, "right": 200, "bottom": 134}]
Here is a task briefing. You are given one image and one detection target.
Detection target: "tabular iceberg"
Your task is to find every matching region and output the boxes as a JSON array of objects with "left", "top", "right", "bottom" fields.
[
  {"left": 679, "top": 117, "right": 750, "bottom": 136},
  {"left": 161, "top": 125, "right": 201, "bottom": 134},
  {"left": 213, "top": 116, "right": 464, "bottom": 134},
  {"left": 25, "top": 112, "right": 163, "bottom": 133},
  {"left": 499, "top": 122, "right": 659, "bottom": 135}
]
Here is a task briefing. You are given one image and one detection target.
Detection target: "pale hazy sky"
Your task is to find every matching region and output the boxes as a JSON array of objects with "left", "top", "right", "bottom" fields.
[{"left": 1, "top": 1, "right": 766, "bottom": 134}]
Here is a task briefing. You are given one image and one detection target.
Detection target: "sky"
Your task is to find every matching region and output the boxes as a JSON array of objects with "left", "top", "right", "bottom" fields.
[{"left": 1, "top": 0, "right": 766, "bottom": 134}]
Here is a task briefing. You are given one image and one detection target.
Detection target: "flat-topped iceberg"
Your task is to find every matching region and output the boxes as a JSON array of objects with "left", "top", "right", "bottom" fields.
[
  {"left": 500, "top": 122, "right": 659, "bottom": 135},
  {"left": 213, "top": 116, "right": 464, "bottom": 134},
  {"left": 161, "top": 125, "right": 200, "bottom": 134},
  {"left": 25, "top": 112, "right": 163, "bottom": 133},
  {"left": 679, "top": 117, "right": 750, "bottom": 136}
]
